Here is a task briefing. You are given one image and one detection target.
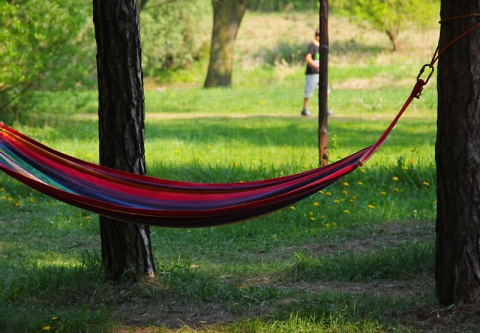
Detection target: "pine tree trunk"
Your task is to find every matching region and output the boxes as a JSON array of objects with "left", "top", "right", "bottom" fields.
[
  {"left": 204, "top": 0, "right": 247, "bottom": 88},
  {"left": 436, "top": 0, "right": 480, "bottom": 305},
  {"left": 93, "top": 0, "right": 155, "bottom": 283}
]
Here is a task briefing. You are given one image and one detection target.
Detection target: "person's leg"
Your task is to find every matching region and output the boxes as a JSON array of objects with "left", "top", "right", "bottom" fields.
[
  {"left": 302, "top": 75, "right": 317, "bottom": 116},
  {"left": 303, "top": 97, "right": 309, "bottom": 109}
]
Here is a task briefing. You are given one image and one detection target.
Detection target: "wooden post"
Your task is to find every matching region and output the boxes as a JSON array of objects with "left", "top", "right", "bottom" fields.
[{"left": 319, "top": 0, "right": 329, "bottom": 166}]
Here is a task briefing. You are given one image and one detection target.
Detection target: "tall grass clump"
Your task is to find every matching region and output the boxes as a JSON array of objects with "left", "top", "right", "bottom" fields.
[{"left": 218, "top": 313, "right": 386, "bottom": 333}]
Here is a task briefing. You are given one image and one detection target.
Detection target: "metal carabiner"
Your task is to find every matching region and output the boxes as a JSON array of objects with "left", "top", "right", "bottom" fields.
[{"left": 417, "top": 64, "right": 435, "bottom": 85}]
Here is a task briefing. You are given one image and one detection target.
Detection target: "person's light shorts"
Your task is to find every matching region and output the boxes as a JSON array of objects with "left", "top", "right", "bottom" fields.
[
  {"left": 304, "top": 74, "right": 331, "bottom": 98},
  {"left": 304, "top": 74, "right": 319, "bottom": 98}
]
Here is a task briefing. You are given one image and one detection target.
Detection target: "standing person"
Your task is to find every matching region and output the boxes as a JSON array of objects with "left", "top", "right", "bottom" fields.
[{"left": 301, "top": 29, "right": 330, "bottom": 116}]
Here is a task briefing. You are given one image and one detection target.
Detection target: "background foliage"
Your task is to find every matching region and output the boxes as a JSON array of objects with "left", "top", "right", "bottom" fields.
[
  {"left": 140, "top": 0, "right": 211, "bottom": 78},
  {"left": 331, "top": 0, "right": 440, "bottom": 51},
  {"left": 2, "top": 0, "right": 442, "bottom": 123},
  {"left": 0, "top": 0, "right": 95, "bottom": 122}
]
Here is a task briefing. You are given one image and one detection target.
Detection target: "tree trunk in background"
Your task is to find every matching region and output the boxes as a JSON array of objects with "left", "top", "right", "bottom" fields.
[
  {"left": 204, "top": 0, "right": 247, "bottom": 88},
  {"left": 436, "top": 0, "right": 480, "bottom": 305},
  {"left": 137, "top": 0, "right": 148, "bottom": 11},
  {"left": 93, "top": 0, "right": 155, "bottom": 283},
  {"left": 385, "top": 28, "right": 399, "bottom": 52}
]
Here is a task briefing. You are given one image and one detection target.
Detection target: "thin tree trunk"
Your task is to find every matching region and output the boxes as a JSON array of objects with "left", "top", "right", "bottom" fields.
[
  {"left": 436, "top": 0, "right": 480, "bottom": 305},
  {"left": 319, "top": 0, "right": 329, "bottom": 166},
  {"left": 204, "top": 0, "right": 247, "bottom": 88},
  {"left": 93, "top": 0, "right": 155, "bottom": 283},
  {"left": 385, "top": 28, "right": 399, "bottom": 52}
]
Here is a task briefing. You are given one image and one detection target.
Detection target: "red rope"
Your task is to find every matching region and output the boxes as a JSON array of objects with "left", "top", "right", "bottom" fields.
[{"left": 430, "top": 13, "right": 480, "bottom": 66}]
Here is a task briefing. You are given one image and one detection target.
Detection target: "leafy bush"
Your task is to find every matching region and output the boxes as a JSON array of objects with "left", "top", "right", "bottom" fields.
[
  {"left": 0, "top": 0, "right": 96, "bottom": 122},
  {"left": 140, "top": 0, "right": 211, "bottom": 79}
]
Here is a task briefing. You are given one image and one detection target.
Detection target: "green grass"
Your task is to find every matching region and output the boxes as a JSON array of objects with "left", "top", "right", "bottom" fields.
[{"left": 0, "top": 13, "right": 442, "bottom": 332}]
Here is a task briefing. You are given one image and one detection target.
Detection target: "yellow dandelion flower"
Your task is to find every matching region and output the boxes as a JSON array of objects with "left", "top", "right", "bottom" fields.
[
  {"left": 30, "top": 197, "right": 35, "bottom": 203},
  {"left": 357, "top": 181, "right": 363, "bottom": 185},
  {"left": 361, "top": 169, "right": 366, "bottom": 173},
  {"left": 313, "top": 202, "right": 319, "bottom": 206},
  {"left": 394, "top": 188, "right": 400, "bottom": 192},
  {"left": 343, "top": 182, "right": 349, "bottom": 187},
  {"left": 402, "top": 166, "right": 408, "bottom": 170},
  {"left": 423, "top": 181, "right": 430, "bottom": 186},
  {"left": 174, "top": 149, "right": 180, "bottom": 154},
  {"left": 342, "top": 190, "right": 348, "bottom": 195},
  {"left": 392, "top": 176, "right": 399, "bottom": 181},
  {"left": 52, "top": 317, "right": 59, "bottom": 321},
  {"left": 344, "top": 210, "right": 349, "bottom": 214},
  {"left": 332, "top": 222, "right": 337, "bottom": 227},
  {"left": 290, "top": 206, "right": 296, "bottom": 210},
  {"left": 326, "top": 192, "right": 332, "bottom": 196},
  {"left": 381, "top": 191, "right": 386, "bottom": 195},
  {"left": 309, "top": 212, "right": 314, "bottom": 215},
  {"left": 318, "top": 190, "right": 323, "bottom": 194},
  {"left": 408, "top": 158, "right": 415, "bottom": 164},
  {"left": 334, "top": 199, "right": 340, "bottom": 203},
  {"left": 207, "top": 145, "right": 212, "bottom": 149},
  {"left": 325, "top": 223, "right": 331, "bottom": 228},
  {"left": 310, "top": 217, "right": 315, "bottom": 221},
  {"left": 321, "top": 215, "right": 325, "bottom": 219},
  {"left": 368, "top": 204, "right": 375, "bottom": 210},
  {"left": 43, "top": 327, "right": 51, "bottom": 331}
]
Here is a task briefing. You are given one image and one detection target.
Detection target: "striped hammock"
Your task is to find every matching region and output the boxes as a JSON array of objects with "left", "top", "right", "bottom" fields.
[{"left": 0, "top": 80, "right": 425, "bottom": 228}]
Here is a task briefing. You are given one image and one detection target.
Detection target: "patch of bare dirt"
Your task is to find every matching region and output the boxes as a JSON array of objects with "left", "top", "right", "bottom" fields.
[{"left": 113, "top": 302, "right": 241, "bottom": 332}]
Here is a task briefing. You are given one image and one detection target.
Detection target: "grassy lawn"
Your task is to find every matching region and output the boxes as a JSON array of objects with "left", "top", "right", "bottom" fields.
[{"left": 4, "top": 11, "right": 477, "bottom": 333}]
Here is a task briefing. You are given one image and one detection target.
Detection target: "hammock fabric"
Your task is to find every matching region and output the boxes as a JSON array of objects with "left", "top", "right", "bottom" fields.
[{"left": 0, "top": 79, "right": 426, "bottom": 228}]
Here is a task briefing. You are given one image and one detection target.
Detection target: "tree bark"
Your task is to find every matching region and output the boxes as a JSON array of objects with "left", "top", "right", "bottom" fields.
[
  {"left": 93, "top": 0, "right": 155, "bottom": 283},
  {"left": 204, "top": 0, "right": 247, "bottom": 88},
  {"left": 436, "top": 0, "right": 480, "bottom": 305}
]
